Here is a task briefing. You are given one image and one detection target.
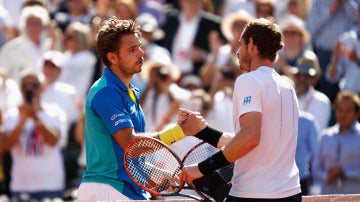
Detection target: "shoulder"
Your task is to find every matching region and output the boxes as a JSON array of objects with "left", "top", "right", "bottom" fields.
[
  {"left": 321, "top": 124, "right": 339, "bottom": 137},
  {"left": 299, "top": 111, "right": 317, "bottom": 125},
  {"left": 90, "top": 84, "right": 125, "bottom": 107},
  {"left": 0, "top": 36, "right": 26, "bottom": 51},
  {"left": 235, "top": 71, "right": 261, "bottom": 87},
  {"left": 313, "top": 90, "right": 331, "bottom": 104}
]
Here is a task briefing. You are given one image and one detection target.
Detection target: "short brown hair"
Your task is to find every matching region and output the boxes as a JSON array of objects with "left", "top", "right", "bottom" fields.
[
  {"left": 96, "top": 17, "right": 141, "bottom": 67},
  {"left": 333, "top": 91, "right": 360, "bottom": 113},
  {"left": 241, "top": 17, "right": 283, "bottom": 62}
]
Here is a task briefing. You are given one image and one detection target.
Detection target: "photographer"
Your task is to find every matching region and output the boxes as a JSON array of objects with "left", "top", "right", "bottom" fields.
[{"left": 1, "top": 69, "right": 67, "bottom": 201}]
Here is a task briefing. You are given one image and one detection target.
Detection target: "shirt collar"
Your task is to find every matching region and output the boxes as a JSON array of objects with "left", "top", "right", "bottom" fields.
[
  {"left": 104, "top": 67, "right": 140, "bottom": 95},
  {"left": 334, "top": 121, "right": 360, "bottom": 135}
]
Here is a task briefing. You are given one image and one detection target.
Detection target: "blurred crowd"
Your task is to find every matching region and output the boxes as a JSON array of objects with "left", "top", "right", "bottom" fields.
[{"left": 0, "top": 0, "right": 360, "bottom": 201}]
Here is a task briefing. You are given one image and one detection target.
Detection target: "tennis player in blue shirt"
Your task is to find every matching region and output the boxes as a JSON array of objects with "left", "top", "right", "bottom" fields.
[{"left": 76, "top": 17, "right": 206, "bottom": 201}]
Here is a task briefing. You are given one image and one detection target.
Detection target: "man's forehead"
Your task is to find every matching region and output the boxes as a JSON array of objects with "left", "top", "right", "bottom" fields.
[{"left": 120, "top": 34, "right": 141, "bottom": 47}]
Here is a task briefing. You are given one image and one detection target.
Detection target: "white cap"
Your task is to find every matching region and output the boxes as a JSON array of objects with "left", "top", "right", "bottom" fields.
[{"left": 43, "top": 50, "right": 65, "bottom": 69}]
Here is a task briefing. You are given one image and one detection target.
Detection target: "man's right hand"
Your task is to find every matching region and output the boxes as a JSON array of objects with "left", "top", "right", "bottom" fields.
[{"left": 178, "top": 108, "right": 207, "bottom": 136}]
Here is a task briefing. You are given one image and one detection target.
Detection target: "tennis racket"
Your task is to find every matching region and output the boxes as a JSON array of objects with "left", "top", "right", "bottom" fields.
[
  {"left": 124, "top": 137, "right": 211, "bottom": 201},
  {"left": 182, "top": 141, "right": 233, "bottom": 202}
]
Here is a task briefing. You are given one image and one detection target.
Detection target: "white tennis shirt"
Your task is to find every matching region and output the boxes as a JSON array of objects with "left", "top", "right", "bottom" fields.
[{"left": 230, "top": 66, "right": 301, "bottom": 198}]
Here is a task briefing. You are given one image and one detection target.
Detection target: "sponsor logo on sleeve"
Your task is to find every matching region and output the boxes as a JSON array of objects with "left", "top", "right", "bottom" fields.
[{"left": 243, "top": 96, "right": 252, "bottom": 105}]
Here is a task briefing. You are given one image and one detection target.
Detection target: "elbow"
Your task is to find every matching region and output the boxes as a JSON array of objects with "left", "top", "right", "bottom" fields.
[{"left": 246, "top": 131, "right": 260, "bottom": 150}]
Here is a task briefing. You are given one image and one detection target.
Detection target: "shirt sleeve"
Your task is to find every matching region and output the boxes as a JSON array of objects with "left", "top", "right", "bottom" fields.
[
  {"left": 91, "top": 88, "right": 134, "bottom": 135},
  {"left": 233, "top": 74, "right": 262, "bottom": 119}
]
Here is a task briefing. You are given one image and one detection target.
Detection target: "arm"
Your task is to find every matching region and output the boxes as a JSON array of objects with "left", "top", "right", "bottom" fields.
[
  {"left": 181, "top": 111, "right": 261, "bottom": 184},
  {"left": 2, "top": 108, "right": 27, "bottom": 151},
  {"left": 222, "top": 112, "right": 261, "bottom": 162},
  {"left": 34, "top": 116, "right": 60, "bottom": 146},
  {"left": 113, "top": 110, "right": 208, "bottom": 150}
]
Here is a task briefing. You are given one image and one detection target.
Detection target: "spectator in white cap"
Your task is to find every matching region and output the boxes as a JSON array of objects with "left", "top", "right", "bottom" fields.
[
  {"left": 289, "top": 52, "right": 332, "bottom": 131},
  {"left": 41, "top": 50, "right": 84, "bottom": 190},
  {"left": 275, "top": 14, "right": 314, "bottom": 76},
  {"left": 41, "top": 50, "right": 81, "bottom": 149},
  {"left": 0, "top": 5, "right": 51, "bottom": 81}
]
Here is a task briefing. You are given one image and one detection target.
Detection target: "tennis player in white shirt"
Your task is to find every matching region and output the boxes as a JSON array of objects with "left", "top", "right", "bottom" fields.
[{"left": 179, "top": 17, "right": 302, "bottom": 201}]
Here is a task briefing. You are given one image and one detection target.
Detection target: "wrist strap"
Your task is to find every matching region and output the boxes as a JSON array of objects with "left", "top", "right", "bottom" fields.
[
  {"left": 195, "top": 126, "right": 223, "bottom": 147},
  {"left": 198, "top": 151, "right": 231, "bottom": 176},
  {"left": 158, "top": 124, "right": 185, "bottom": 145}
]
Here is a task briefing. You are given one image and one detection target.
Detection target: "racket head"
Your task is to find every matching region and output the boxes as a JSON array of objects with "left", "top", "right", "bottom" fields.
[
  {"left": 124, "top": 137, "right": 184, "bottom": 196},
  {"left": 181, "top": 141, "right": 233, "bottom": 202},
  {"left": 182, "top": 141, "right": 220, "bottom": 166}
]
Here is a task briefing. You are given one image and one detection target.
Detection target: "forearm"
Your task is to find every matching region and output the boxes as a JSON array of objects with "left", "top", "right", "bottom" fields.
[
  {"left": 36, "top": 119, "right": 60, "bottom": 146},
  {"left": 2, "top": 119, "right": 26, "bottom": 151},
  {"left": 222, "top": 127, "right": 259, "bottom": 163},
  {"left": 200, "top": 59, "right": 217, "bottom": 88}
]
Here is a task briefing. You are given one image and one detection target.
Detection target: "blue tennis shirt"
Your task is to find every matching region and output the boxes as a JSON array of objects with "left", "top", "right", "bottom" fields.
[{"left": 82, "top": 67, "right": 147, "bottom": 200}]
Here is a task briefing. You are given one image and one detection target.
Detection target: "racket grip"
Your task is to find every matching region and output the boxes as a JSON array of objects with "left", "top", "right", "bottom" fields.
[{"left": 193, "top": 171, "right": 231, "bottom": 202}]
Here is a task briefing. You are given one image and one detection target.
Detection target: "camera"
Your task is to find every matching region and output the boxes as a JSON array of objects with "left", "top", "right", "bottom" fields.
[
  {"left": 23, "top": 83, "right": 39, "bottom": 104},
  {"left": 25, "top": 89, "right": 33, "bottom": 104}
]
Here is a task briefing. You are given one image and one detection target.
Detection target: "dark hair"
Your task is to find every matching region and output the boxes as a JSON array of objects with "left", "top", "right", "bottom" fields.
[
  {"left": 96, "top": 16, "right": 141, "bottom": 67},
  {"left": 241, "top": 17, "right": 283, "bottom": 61},
  {"left": 333, "top": 91, "right": 360, "bottom": 113}
]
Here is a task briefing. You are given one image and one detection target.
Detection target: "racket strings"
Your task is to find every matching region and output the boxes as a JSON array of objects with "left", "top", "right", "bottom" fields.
[
  {"left": 125, "top": 139, "right": 182, "bottom": 195},
  {"left": 182, "top": 142, "right": 220, "bottom": 166}
]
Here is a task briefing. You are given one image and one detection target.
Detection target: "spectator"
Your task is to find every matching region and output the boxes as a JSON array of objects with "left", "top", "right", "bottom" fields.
[
  {"left": 59, "top": 21, "right": 96, "bottom": 102},
  {"left": 157, "top": 0, "right": 225, "bottom": 82},
  {"left": 200, "top": 9, "right": 252, "bottom": 91},
  {"left": 326, "top": 7, "right": 360, "bottom": 95},
  {"left": 140, "top": 60, "right": 183, "bottom": 132},
  {"left": 40, "top": 50, "right": 83, "bottom": 190},
  {"left": 0, "top": 5, "right": 51, "bottom": 81},
  {"left": 275, "top": 14, "right": 313, "bottom": 76},
  {"left": 41, "top": 50, "right": 80, "bottom": 149},
  {"left": 1, "top": 69, "right": 67, "bottom": 201},
  {"left": 288, "top": 52, "right": 332, "bottom": 131},
  {"left": 306, "top": 0, "right": 358, "bottom": 102},
  {"left": 313, "top": 91, "right": 360, "bottom": 194}
]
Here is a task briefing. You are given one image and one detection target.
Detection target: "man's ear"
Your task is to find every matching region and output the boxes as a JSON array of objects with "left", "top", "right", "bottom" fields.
[
  {"left": 107, "top": 52, "right": 118, "bottom": 65},
  {"left": 248, "top": 38, "right": 257, "bottom": 54}
]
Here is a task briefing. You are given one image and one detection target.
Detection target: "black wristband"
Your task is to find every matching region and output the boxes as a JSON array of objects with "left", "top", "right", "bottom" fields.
[
  {"left": 195, "top": 126, "right": 223, "bottom": 147},
  {"left": 198, "top": 151, "right": 231, "bottom": 176}
]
